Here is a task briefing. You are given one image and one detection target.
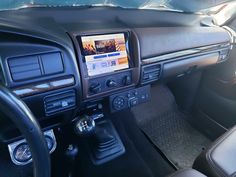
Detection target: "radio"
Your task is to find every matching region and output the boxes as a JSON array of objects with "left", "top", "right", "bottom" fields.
[{"left": 70, "top": 30, "right": 140, "bottom": 99}]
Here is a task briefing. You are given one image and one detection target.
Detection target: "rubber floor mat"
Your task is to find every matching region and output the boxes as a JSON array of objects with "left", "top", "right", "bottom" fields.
[{"left": 132, "top": 85, "right": 211, "bottom": 169}]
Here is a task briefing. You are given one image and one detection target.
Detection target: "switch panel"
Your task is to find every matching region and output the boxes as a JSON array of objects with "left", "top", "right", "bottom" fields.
[{"left": 109, "top": 85, "right": 151, "bottom": 112}]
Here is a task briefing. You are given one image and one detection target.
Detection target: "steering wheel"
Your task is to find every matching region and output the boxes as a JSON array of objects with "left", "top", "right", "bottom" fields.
[{"left": 0, "top": 86, "right": 51, "bottom": 177}]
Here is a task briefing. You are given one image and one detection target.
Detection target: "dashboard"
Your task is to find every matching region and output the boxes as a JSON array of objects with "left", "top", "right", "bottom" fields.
[{"left": 0, "top": 7, "right": 233, "bottom": 143}]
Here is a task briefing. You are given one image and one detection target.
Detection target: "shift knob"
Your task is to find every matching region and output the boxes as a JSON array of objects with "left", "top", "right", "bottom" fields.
[{"left": 74, "top": 115, "right": 95, "bottom": 135}]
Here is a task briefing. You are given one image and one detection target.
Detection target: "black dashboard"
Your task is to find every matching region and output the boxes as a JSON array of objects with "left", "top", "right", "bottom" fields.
[{"left": 0, "top": 6, "right": 233, "bottom": 142}]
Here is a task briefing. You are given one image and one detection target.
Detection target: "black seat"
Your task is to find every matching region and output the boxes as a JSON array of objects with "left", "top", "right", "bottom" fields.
[
  {"left": 194, "top": 126, "right": 236, "bottom": 177},
  {"left": 167, "top": 169, "right": 206, "bottom": 177}
]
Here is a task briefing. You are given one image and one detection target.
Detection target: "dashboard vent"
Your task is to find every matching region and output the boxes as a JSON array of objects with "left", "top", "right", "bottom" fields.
[
  {"left": 141, "top": 64, "right": 161, "bottom": 84},
  {"left": 44, "top": 90, "right": 76, "bottom": 115}
]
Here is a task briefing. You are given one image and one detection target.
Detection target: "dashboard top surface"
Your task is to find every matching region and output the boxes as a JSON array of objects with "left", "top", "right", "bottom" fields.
[{"left": 0, "top": 6, "right": 205, "bottom": 40}]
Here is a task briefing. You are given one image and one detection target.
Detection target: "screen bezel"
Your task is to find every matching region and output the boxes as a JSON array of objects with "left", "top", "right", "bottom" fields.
[{"left": 77, "top": 32, "right": 133, "bottom": 77}]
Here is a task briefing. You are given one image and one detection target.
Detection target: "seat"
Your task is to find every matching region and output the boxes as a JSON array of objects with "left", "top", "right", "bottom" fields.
[
  {"left": 194, "top": 125, "right": 236, "bottom": 177},
  {"left": 167, "top": 169, "right": 206, "bottom": 177}
]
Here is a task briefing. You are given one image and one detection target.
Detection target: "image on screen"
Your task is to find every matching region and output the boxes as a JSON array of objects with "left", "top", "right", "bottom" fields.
[{"left": 81, "top": 33, "right": 129, "bottom": 76}]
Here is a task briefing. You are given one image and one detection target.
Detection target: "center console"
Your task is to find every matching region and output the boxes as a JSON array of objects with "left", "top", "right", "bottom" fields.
[
  {"left": 194, "top": 126, "right": 236, "bottom": 177},
  {"left": 69, "top": 30, "right": 149, "bottom": 165},
  {"left": 70, "top": 30, "right": 141, "bottom": 100}
]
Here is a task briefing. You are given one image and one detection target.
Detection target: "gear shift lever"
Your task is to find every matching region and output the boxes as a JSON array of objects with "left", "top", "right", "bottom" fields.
[
  {"left": 93, "top": 124, "right": 116, "bottom": 146},
  {"left": 89, "top": 120, "right": 125, "bottom": 165},
  {"left": 74, "top": 115, "right": 96, "bottom": 135},
  {"left": 74, "top": 114, "right": 125, "bottom": 165}
]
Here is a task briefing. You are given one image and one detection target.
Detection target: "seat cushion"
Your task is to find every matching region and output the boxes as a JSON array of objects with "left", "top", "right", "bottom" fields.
[
  {"left": 167, "top": 169, "right": 206, "bottom": 177},
  {"left": 194, "top": 126, "right": 236, "bottom": 177}
]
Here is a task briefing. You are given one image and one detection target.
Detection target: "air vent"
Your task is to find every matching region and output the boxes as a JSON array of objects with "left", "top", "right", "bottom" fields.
[
  {"left": 44, "top": 90, "right": 76, "bottom": 115},
  {"left": 141, "top": 64, "right": 161, "bottom": 84}
]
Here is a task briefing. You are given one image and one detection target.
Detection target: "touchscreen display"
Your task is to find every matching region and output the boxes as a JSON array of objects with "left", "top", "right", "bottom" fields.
[{"left": 81, "top": 33, "right": 129, "bottom": 76}]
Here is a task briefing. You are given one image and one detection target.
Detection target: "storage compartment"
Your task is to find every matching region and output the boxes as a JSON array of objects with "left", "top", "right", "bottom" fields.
[
  {"left": 41, "top": 53, "right": 64, "bottom": 75},
  {"left": 8, "top": 52, "right": 64, "bottom": 81},
  {"left": 8, "top": 55, "right": 42, "bottom": 81},
  {"left": 163, "top": 53, "right": 219, "bottom": 78}
]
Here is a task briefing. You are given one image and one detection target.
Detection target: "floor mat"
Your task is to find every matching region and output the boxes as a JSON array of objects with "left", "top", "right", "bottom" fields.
[{"left": 132, "top": 85, "right": 211, "bottom": 169}]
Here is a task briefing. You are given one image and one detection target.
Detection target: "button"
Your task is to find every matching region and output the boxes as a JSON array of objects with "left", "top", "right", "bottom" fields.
[
  {"left": 127, "top": 93, "right": 132, "bottom": 98},
  {"left": 113, "top": 96, "right": 126, "bottom": 110},
  {"left": 141, "top": 94, "right": 146, "bottom": 100},
  {"left": 129, "top": 98, "right": 138, "bottom": 107}
]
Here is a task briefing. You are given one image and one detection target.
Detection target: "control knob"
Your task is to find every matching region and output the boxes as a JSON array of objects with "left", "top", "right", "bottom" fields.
[
  {"left": 106, "top": 79, "right": 117, "bottom": 87},
  {"left": 90, "top": 83, "right": 102, "bottom": 94},
  {"left": 122, "top": 75, "right": 132, "bottom": 86}
]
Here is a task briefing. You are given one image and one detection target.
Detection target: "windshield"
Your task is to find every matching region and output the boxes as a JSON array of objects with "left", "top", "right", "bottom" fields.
[{"left": 0, "top": 0, "right": 232, "bottom": 12}]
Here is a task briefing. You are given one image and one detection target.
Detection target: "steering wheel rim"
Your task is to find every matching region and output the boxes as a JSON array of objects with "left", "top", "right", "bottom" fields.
[{"left": 0, "top": 86, "right": 51, "bottom": 177}]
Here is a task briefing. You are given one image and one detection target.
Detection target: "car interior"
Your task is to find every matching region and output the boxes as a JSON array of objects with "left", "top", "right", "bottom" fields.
[{"left": 0, "top": 0, "right": 236, "bottom": 177}]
